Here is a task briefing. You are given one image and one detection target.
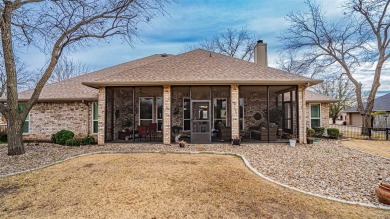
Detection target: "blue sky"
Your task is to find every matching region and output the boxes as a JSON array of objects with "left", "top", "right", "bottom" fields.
[{"left": 23, "top": 0, "right": 389, "bottom": 96}]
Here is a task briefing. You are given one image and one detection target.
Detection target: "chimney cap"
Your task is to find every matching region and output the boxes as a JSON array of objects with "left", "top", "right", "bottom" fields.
[{"left": 257, "top": 40, "right": 263, "bottom": 43}]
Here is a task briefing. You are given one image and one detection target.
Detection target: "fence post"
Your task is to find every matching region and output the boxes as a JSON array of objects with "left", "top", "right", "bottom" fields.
[{"left": 386, "top": 128, "right": 389, "bottom": 141}]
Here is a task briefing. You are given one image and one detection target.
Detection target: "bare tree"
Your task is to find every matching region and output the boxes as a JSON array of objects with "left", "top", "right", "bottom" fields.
[
  {"left": 279, "top": 0, "right": 389, "bottom": 132},
  {"left": 48, "top": 56, "right": 90, "bottom": 84},
  {"left": 278, "top": 53, "right": 356, "bottom": 124},
  {"left": 0, "top": 56, "right": 31, "bottom": 96},
  {"left": 0, "top": 0, "right": 169, "bottom": 155},
  {"left": 312, "top": 75, "right": 356, "bottom": 124},
  {"left": 185, "top": 28, "right": 260, "bottom": 61}
]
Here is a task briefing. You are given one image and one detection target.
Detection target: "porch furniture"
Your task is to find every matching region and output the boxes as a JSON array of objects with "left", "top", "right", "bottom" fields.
[
  {"left": 250, "top": 123, "right": 278, "bottom": 141},
  {"left": 118, "top": 130, "right": 132, "bottom": 140},
  {"left": 137, "top": 125, "right": 149, "bottom": 141},
  {"left": 217, "top": 122, "right": 231, "bottom": 141},
  {"left": 149, "top": 123, "right": 157, "bottom": 140}
]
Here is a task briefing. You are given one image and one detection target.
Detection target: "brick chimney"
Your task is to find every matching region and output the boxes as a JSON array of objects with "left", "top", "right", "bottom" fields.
[{"left": 254, "top": 40, "right": 268, "bottom": 66}]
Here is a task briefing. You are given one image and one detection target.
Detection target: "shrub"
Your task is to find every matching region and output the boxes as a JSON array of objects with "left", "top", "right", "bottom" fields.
[
  {"left": 306, "top": 128, "right": 315, "bottom": 137},
  {"left": 327, "top": 128, "right": 340, "bottom": 139},
  {"left": 65, "top": 138, "right": 81, "bottom": 147},
  {"left": 81, "top": 136, "right": 95, "bottom": 145},
  {"left": 312, "top": 127, "right": 325, "bottom": 137},
  {"left": 0, "top": 133, "right": 7, "bottom": 142},
  {"left": 342, "top": 121, "right": 347, "bottom": 125},
  {"left": 54, "top": 130, "right": 74, "bottom": 145}
]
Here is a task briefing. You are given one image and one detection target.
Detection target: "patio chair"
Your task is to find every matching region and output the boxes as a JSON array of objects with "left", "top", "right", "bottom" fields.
[
  {"left": 137, "top": 125, "right": 149, "bottom": 141},
  {"left": 149, "top": 123, "right": 157, "bottom": 140}
]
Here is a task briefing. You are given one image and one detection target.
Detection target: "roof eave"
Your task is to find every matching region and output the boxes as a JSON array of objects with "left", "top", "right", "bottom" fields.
[{"left": 82, "top": 79, "right": 323, "bottom": 88}]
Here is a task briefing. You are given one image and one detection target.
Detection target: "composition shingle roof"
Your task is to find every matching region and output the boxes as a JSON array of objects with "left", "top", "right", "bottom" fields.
[
  {"left": 15, "top": 54, "right": 170, "bottom": 101},
  {"left": 305, "top": 90, "right": 339, "bottom": 103},
  {"left": 84, "top": 49, "right": 322, "bottom": 87},
  {"left": 344, "top": 92, "right": 390, "bottom": 112},
  {"left": 11, "top": 49, "right": 331, "bottom": 102}
]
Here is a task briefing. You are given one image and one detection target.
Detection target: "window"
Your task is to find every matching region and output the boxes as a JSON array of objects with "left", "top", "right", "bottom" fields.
[
  {"left": 156, "top": 97, "right": 163, "bottom": 131},
  {"left": 183, "top": 98, "right": 190, "bottom": 131},
  {"left": 213, "top": 98, "right": 227, "bottom": 128},
  {"left": 140, "top": 97, "right": 154, "bottom": 126},
  {"left": 239, "top": 98, "right": 244, "bottom": 131},
  {"left": 310, "top": 104, "right": 321, "bottom": 128},
  {"left": 18, "top": 104, "right": 30, "bottom": 134},
  {"left": 92, "top": 102, "right": 98, "bottom": 133}
]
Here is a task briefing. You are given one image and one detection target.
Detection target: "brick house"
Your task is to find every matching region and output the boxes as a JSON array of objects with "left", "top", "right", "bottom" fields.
[{"left": 15, "top": 41, "right": 337, "bottom": 144}]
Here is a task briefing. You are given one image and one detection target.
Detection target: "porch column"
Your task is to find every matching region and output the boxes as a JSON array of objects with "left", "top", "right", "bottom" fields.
[
  {"left": 98, "top": 87, "right": 106, "bottom": 145},
  {"left": 163, "top": 85, "right": 171, "bottom": 144},
  {"left": 231, "top": 84, "right": 240, "bottom": 139},
  {"left": 298, "top": 86, "right": 306, "bottom": 144}
]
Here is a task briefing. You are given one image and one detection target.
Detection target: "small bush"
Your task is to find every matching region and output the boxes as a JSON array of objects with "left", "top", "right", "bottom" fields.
[
  {"left": 81, "top": 136, "right": 95, "bottom": 145},
  {"left": 312, "top": 127, "right": 325, "bottom": 137},
  {"left": 306, "top": 128, "right": 315, "bottom": 137},
  {"left": 0, "top": 133, "right": 7, "bottom": 142},
  {"left": 327, "top": 128, "right": 340, "bottom": 139},
  {"left": 342, "top": 121, "right": 347, "bottom": 125},
  {"left": 54, "top": 130, "right": 74, "bottom": 145},
  {"left": 65, "top": 138, "right": 81, "bottom": 147}
]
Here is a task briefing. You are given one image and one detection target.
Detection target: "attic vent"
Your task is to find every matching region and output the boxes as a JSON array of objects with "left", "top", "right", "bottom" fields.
[{"left": 161, "top": 53, "right": 168, "bottom": 57}]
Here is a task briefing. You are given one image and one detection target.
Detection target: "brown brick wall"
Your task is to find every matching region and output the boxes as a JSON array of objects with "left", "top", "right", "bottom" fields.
[{"left": 23, "top": 101, "right": 97, "bottom": 141}]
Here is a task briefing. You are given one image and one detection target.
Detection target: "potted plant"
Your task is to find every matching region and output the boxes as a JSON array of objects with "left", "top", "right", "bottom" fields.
[
  {"left": 375, "top": 178, "right": 390, "bottom": 205},
  {"left": 171, "top": 125, "right": 183, "bottom": 143},
  {"left": 289, "top": 135, "right": 297, "bottom": 147},
  {"left": 307, "top": 128, "right": 315, "bottom": 144}
]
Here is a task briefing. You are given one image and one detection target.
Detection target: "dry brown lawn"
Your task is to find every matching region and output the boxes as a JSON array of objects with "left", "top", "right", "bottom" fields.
[
  {"left": 0, "top": 153, "right": 389, "bottom": 218},
  {"left": 340, "top": 139, "right": 390, "bottom": 158}
]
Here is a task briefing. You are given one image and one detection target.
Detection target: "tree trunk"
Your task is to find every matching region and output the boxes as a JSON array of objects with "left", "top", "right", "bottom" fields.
[
  {"left": 361, "top": 114, "right": 371, "bottom": 135},
  {"left": 7, "top": 116, "right": 24, "bottom": 156},
  {"left": 332, "top": 117, "right": 336, "bottom": 124}
]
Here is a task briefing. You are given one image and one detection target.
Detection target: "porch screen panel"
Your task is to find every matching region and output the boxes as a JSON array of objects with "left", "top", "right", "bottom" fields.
[
  {"left": 140, "top": 97, "right": 153, "bottom": 126},
  {"left": 183, "top": 98, "right": 191, "bottom": 131},
  {"left": 239, "top": 98, "right": 244, "bottom": 131},
  {"left": 213, "top": 98, "right": 227, "bottom": 128},
  {"left": 156, "top": 97, "right": 163, "bottom": 131}
]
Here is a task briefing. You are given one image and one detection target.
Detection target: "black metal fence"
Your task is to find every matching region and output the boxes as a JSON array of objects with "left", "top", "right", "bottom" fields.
[{"left": 328, "top": 124, "right": 389, "bottom": 140}]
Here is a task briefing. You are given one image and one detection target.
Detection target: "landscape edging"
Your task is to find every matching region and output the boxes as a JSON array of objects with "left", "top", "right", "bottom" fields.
[{"left": 1, "top": 150, "right": 389, "bottom": 210}]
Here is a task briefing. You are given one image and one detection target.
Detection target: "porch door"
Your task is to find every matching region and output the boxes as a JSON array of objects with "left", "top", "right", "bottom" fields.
[{"left": 191, "top": 100, "right": 211, "bottom": 143}]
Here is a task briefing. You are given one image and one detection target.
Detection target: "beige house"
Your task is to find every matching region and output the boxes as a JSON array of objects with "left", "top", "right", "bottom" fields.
[{"left": 15, "top": 41, "right": 337, "bottom": 144}]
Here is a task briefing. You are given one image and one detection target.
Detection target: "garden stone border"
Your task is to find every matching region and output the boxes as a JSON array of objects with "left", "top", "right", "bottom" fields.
[{"left": 1, "top": 150, "right": 389, "bottom": 210}]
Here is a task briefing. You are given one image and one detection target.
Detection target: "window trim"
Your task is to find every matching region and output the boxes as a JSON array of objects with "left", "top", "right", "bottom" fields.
[
  {"left": 310, "top": 103, "right": 321, "bottom": 128},
  {"left": 139, "top": 97, "right": 154, "bottom": 126},
  {"left": 92, "top": 102, "right": 98, "bottom": 134}
]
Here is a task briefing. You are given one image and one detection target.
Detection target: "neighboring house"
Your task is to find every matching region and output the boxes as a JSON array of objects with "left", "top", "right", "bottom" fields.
[
  {"left": 8, "top": 41, "right": 337, "bottom": 144},
  {"left": 344, "top": 93, "right": 390, "bottom": 127}
]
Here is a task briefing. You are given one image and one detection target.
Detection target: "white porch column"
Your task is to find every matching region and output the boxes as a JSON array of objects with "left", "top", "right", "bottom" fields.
[
  {"left": 98, "top": 87, "right": 106, "bottom": 145},
  {"left": 231, "top": 84, "right": 240, "bottom": 139},
  {"left": 163, "top": 85, "right": 171, "bottom": 144},
  {"left": 298, "top": 86, "right": 306, "bottom": 144}
]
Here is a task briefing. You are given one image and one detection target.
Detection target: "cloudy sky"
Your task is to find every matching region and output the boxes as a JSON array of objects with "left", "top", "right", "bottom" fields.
[{"left": 23, "top": 0, "right": 389, "bottom": 96}]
